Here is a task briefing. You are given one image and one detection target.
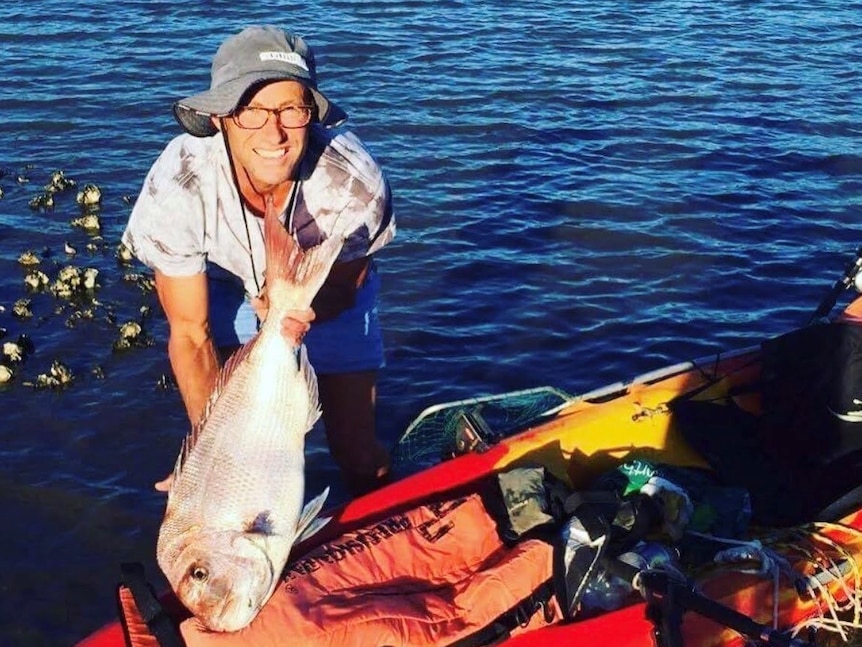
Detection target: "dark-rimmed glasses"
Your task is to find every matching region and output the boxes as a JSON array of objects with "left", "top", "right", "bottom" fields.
[{"left": 232, "top": 105, "right": 314, "bottom": 130}]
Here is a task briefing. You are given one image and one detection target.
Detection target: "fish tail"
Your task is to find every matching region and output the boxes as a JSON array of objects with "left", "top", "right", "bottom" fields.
[{"left": 263, "top": 196, "right": 344, "bottom": 310}]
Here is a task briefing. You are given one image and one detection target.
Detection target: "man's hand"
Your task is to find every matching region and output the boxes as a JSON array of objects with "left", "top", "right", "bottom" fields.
[
  {"left": 249, "top": 289, "right": 269, "bottom": 322},
  {"left": 250, "top": 291, "right": 315, "bottom": 346},
  {"left": 281, "top": 308, "right": 315, "bottom": 345},
  {"left": 155, "top": 474, "right": 173, "bottom": 492}
]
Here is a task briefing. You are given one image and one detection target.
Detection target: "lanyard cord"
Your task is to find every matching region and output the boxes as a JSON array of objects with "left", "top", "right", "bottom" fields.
[
  {"left": 220, "top": 124, "right": 261, "bottom": 295},
  {"left": 219, "top": 123, "right": 301, "bottom": 296}
]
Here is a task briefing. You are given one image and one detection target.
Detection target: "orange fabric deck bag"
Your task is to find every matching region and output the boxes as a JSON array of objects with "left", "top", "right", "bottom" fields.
[{"left": 181, "top": 492, "right": 557, "bottom": 647}]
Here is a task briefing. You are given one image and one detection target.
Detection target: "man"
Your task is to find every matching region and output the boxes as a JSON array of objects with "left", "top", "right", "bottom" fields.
[{"left": 122, "top": 25, "right": 395, "bottom": 496}]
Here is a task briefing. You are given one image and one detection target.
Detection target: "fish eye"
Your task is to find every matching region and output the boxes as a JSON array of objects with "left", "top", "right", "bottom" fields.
[{"left": 189, "top": 565, "right": 209, "bottom": 582}]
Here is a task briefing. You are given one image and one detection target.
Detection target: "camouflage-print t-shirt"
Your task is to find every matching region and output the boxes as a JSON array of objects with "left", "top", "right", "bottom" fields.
[{"left": 122, "top": 126, "right": 396, "bottom": 297}]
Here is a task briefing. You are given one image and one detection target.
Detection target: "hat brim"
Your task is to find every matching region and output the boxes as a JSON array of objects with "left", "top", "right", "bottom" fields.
[{"left": 173, "top": 72, "right": 347, "bottom": 137}]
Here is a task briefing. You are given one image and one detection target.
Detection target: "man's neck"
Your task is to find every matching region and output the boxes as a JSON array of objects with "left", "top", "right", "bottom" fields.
[{"left": 238, "top": 175, "right": 295, "bottom": 218}]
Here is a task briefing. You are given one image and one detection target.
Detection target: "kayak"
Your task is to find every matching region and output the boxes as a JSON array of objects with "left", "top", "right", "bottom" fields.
[{"left": 77, "top": 258, "right": 862, "bottom": 647}]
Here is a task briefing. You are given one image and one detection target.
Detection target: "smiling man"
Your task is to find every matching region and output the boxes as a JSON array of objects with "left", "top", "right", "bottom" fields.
[{"left": 122, "top": 25, "right": 396, "bottom": 497}]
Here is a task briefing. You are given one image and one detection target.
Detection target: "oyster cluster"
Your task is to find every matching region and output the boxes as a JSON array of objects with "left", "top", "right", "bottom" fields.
[
  {"left": 0, "top": 333, "right": 34, "bottom": 385},
  {"left": 1, "top": 166, "right": 160, "bottom": 389},
  {"left": 49, "top": 265, "right": 100, "bottom": 298},
  {"left": 26, "top": 359, "right": 75, "bottom": 389},
  {"left": 27, "top": 170, "right": 77, "bottom": 211},
  {"left": 113, "top": 320, "right": 147, "bottom": 351}
]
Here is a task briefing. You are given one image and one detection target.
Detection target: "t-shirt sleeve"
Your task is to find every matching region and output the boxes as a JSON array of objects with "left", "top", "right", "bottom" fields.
[
  {"left": 339, "top": 172, "right": 396, "bottom": 261},
  {"left": 316, "top": 131, "right": 396, "bottom": 262},
  {"left": 122, "top": 138, "right": 208, "bottom": 276}
]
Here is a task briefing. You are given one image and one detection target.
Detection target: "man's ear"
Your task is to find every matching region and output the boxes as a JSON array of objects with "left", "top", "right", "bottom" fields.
[{"left": 211, "top": 116, "right": 222, "bottom": 132}]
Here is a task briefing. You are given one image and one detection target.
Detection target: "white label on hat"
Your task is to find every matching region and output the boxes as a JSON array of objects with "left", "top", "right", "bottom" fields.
[{"left": 259, "top": 51, "right": 309, "bottom": 71}]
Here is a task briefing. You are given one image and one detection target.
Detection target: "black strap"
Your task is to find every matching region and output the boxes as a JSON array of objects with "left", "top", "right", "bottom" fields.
[
  {"left": 446, "top": 580, "right": 556, "bottom": 647},
  {"left": 118, "top": 562, "right": 184, "bottom": 647},
  {"left": 638, "top": 569, "right": 818, "bottom": 647}
]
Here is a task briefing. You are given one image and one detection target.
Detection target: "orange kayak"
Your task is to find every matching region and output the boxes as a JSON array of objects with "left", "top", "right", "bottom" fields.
[{"left": 77, "top": 297, "right": 862, "bottom": 647}]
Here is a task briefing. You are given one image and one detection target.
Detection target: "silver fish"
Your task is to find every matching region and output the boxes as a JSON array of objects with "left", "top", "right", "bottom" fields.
[{"left": 156, "top": 198, "right": 344, "bottom": 632}]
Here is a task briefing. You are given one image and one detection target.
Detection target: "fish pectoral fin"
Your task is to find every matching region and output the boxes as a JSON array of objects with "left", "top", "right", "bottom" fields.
[
  {"left": 295, "top": 487, "right": 331, "bottom": 544},
  {"left": 296, "top": 515, "right": 332, "bottom": 545}
]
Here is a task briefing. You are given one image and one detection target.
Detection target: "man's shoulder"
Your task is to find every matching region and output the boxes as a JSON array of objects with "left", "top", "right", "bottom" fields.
[
  {"left": 321, "top": 128, "right": 376, "bottom": 162},
  {"left": 300, "top": 127, "right": 394, "bottom": 257},
  {"left": 307, "top": 127, "right": 384, "bottom": 188},
  {"left": 158, "top": 132, "right": 219, "bottom": 160},
  {"left": 150, "top": 134, "right": 225, "bottom": 190}
]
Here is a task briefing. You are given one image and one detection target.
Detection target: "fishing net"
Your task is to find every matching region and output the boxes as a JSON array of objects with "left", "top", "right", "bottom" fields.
[{"left": 390, "top": 386, "right": 574, "bottom": 479}]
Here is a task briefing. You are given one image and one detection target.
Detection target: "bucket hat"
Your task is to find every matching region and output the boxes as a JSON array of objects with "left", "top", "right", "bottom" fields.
[{"left": 173, "top": 25, "right": 347, "bottom": 137}]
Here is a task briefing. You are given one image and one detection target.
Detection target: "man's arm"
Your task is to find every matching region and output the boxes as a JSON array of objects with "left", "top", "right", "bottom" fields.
[
  {"left": 311, "top": 256, "right": 371, "bottom": 322},
  {"left": 154, "top": 270, "right": 220, "bottom": 426}
]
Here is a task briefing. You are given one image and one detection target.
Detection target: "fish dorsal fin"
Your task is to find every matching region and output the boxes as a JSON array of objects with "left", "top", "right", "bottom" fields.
[
  {"left": 169, "top": 336, "right": 261, "bottom": 493},
  {"left": 295, "top": 487, "right": 331, "bottom": 544}
]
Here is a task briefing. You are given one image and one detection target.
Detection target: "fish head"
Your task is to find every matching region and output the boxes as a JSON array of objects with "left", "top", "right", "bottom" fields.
[{"left": 169, "top": 531, "right": 276, "bottom": 632}]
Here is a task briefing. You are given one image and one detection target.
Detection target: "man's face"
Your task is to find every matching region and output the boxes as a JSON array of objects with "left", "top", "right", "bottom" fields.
[{"left": 218, "top": 80, "right": 312, "bottom": 194}]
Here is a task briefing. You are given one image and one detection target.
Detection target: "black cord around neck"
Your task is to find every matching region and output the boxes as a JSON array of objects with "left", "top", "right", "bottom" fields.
[{"left": 220, "top": 123, "right": 262, "bottom": 295}]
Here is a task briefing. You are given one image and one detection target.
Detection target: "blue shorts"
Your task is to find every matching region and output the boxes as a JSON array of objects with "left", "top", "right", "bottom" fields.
[{"left": 208, "top": 262, "right": 385, "bottom": 375}]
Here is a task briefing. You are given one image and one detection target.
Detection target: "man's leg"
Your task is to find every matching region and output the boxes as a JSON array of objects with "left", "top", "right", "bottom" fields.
[{"left": 318, "top": 370, "right": 391, "bottom": 496}]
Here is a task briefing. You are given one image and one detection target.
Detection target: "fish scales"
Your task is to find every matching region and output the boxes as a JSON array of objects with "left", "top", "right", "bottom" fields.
[
  {"left": 156, "top": 196, "right": 344, "bottom": 632},
  {"left": 162, "top": 336, "right": 312, "bottom": 535}
]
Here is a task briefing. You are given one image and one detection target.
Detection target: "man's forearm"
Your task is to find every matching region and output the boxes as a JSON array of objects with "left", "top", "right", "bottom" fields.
[{"left": 168, "top": 333, "right": 220, "bottom": 426}]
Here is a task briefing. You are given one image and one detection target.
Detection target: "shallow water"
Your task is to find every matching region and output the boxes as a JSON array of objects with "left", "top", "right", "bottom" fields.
[{"left": 1, "top": 1, "right": 861, "bottom": 644}]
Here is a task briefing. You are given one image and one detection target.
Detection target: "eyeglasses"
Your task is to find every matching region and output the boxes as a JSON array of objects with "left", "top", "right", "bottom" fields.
[{"left": 232, "top": 105, "right": 314, "bottom": 130}]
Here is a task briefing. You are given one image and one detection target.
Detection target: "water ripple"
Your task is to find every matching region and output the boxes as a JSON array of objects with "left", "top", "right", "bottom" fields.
[{"left": 1, "top": 1, "right": 861, "bottom": 644}]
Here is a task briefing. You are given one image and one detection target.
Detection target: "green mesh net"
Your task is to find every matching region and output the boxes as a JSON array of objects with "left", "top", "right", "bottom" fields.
[{"left": 390, "top": 386, "right": 574, "bottom": 479}]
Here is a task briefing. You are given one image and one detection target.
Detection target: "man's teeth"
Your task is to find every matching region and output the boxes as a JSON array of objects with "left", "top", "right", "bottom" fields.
[{"left": 257, "top": 148, "right": 286, "bottom": 159}]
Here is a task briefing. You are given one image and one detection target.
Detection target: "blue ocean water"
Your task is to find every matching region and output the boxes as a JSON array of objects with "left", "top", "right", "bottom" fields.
[{"left": 0, "top": 1, "right": 860, "bottom": 644}]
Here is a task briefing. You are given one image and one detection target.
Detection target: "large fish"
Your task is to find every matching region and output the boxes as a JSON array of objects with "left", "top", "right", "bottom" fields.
[{"left": 156, "top": 197, "right": 344, "bottom": 632}]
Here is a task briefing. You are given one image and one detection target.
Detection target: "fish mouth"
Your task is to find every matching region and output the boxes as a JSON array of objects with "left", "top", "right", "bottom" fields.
[
  {"left": 199, "top": 592, "right": 235, "bottom": 632},
  {"left": 202, "top": 537, "right": 276, "bottom": 631},
  {"left": 172, "top": 533, "right": 278, "bottom": 632},
  {"left": 204, "top": 595, "right": 258, "bottom": 633}
]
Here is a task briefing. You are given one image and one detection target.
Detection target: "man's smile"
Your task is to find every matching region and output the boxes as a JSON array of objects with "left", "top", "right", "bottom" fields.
[{"left": 255, "top": 147, "right": 289, "bottom": 160}]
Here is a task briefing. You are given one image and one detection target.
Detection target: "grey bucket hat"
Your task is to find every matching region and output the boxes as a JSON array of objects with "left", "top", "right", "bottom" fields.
[{"left": 173, "top": 25, "right": 348, "bottom": 137}]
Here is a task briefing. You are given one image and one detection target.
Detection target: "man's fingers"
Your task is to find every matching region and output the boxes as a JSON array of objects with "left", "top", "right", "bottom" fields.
[
  {"left": 281, "top": 311, "right": 314, "bottom": 346},
  {"left": 155, "top": 474, "right": 173, "bottom": 493},
  {"left": 251, "top": 295, "right": 268, "bottom": 320},
  {"left": 285, "top": 308, "right": 316, "bottom": 324}
]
